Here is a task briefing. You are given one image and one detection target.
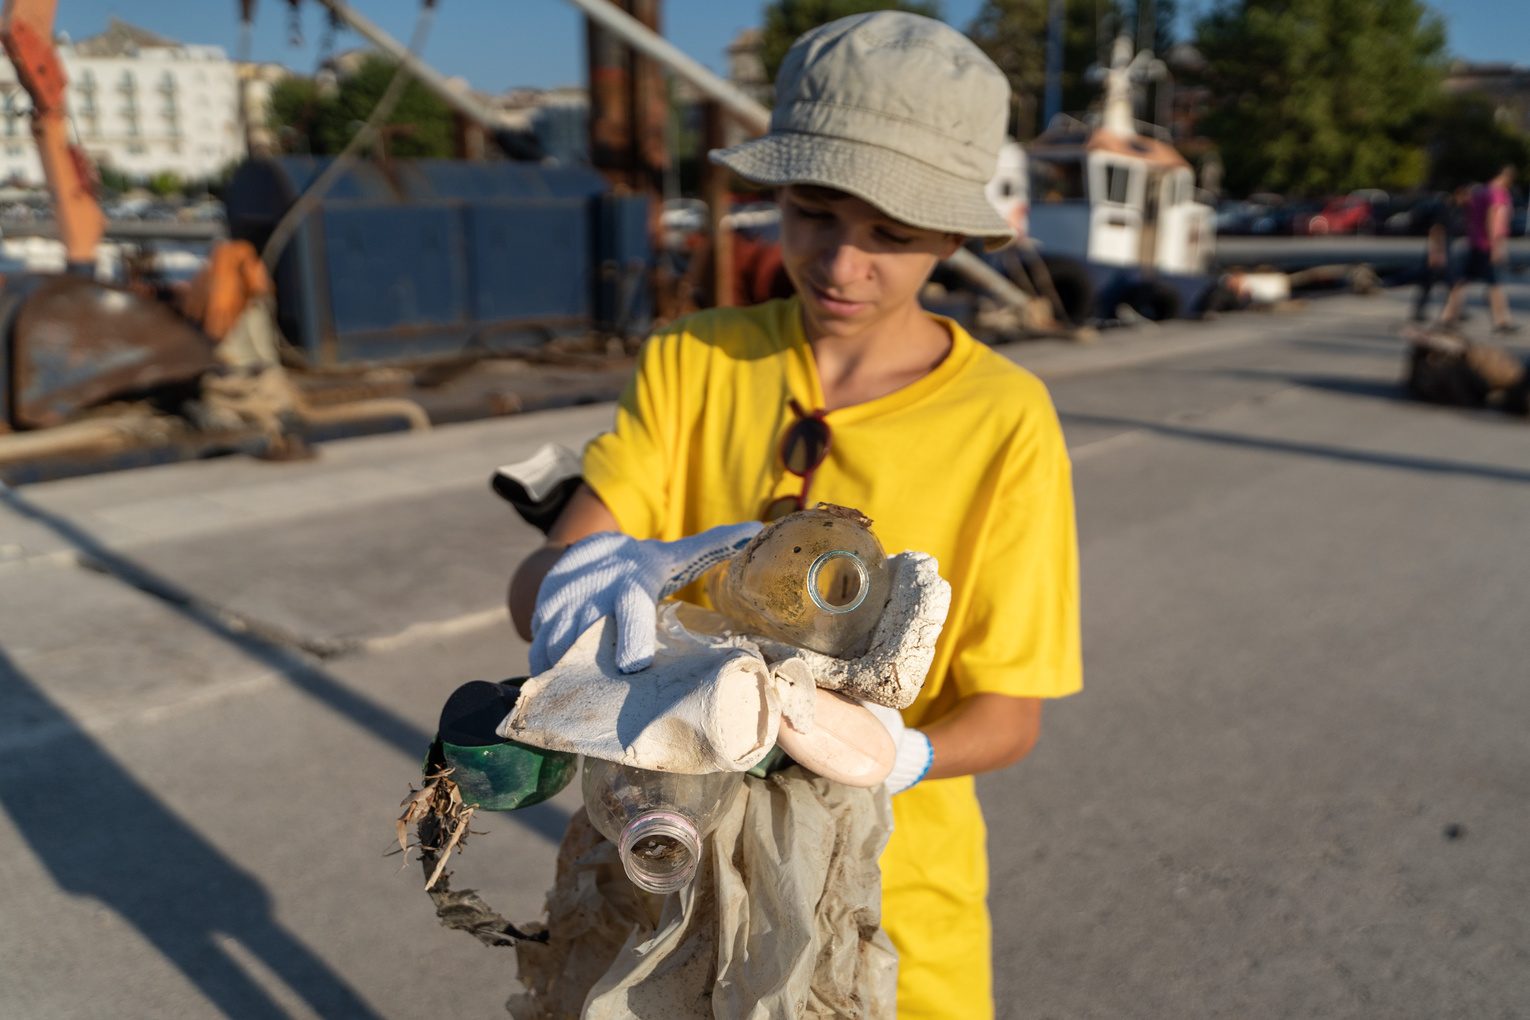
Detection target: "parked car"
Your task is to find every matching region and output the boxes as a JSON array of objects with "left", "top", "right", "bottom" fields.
[
  {"left": 1262, "top": 198, "right": 1323, "bottom": 236},
  {"left": 1213, "top": 193, "right": 1288, "bottom": 235},
  {"left": 1215, "top": 199, "right": 1265, "bottom": 235},
  {"left": 1243, "top": 192, "right": 1290, "bottom": 234},
  {"left": 1298, "top": 192, "right": 1381, "bottom": 235}
]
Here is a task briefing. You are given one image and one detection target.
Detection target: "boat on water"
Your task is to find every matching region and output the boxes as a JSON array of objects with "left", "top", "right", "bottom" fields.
[{"left": 993, "top": 35, "right": 1218, "bottom": 323}]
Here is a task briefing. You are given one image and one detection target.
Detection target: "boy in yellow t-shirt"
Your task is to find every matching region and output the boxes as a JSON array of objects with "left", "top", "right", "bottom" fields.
[{"left": 510, "top": 12, "right": 1081, "bottom": 1018}]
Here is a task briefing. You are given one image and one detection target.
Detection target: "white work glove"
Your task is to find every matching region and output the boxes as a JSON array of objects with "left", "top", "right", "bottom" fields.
[
  {"left": 865, "top": 702, "right": 934, "bottom": 794},
  {"left": 529, "top": 523, "right": 762, "bottom": 675}
]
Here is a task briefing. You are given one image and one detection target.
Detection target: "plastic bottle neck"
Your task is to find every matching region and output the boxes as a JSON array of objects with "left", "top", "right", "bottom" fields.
[{"left": 618, "top": 810, "right": 702, "bottom": 894}]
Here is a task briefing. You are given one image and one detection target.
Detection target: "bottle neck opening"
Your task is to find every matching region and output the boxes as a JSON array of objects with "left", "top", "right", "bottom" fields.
[
  {"left": 807, "top": 550, "right": 870, "bottom": 614},
  {"left": 618, "top": 810, "right": 702, "bottom": 895}
]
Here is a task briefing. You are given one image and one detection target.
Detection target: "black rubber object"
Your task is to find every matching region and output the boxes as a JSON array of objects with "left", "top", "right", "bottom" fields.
[
  {"left": 1040, "top": 254, "right": 1095, "bottom": 325},
  {"left": 437, "top": 679, "right": 526, "bottom": 747},
  {"left": 1124, "top": 280, "right": 1182, "bottom": 322},
  {"left": 490, "top": 473, "right": 583, "bottom": 537}
]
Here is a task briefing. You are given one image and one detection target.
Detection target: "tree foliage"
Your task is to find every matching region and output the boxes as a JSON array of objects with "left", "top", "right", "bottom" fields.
[
  {"left": 147, "top": 171, "right": 183, "bottom": 197},
  {"left": 318, "top": 55, "right": 455, "bottom": 158},
  {"left": 760, "top": 0, "right": 943, "bottom": 84},
  {"left": 1425, "top": 93, "right": 1530, "bottom": 190},
  {"left": 1128, "top": 0, "right": 1178, "bottom": 57},
  {"left": 269, "top": 75, "right": 325, "bottom": 155},
  {"left": 965, "top": 0, "right": 1046, "bottom": 135},
  {"left": 268, "top": 55, "right": 455, "bottom": 159},
  {"left": 968, "top": 0, "right": 1174, "bottom": 139},
  {"left": 95, "top": 162, "right": 135, "bottom": 196},
  {"left": 1194, "top": 0, "right": 1446, "bottom": 197}
]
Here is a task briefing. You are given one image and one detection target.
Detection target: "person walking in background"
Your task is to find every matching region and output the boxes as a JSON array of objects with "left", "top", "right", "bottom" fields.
[
  {"left": 1413, "top": 184, "right": 1468, "bottom": 324},
  {"left": 1439, "top": 165, "right": 1519, "bottom": 334}
]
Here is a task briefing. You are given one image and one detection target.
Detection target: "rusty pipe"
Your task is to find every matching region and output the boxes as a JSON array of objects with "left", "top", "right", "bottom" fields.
[
  {"left": 296, "top": 397, "right": 431, "bottom": 433},
  {"left": 0, "top": 417, "right": 147, "bottom": 465},
  {"left": 565, "top": 0, "right": 767, "bottom": 131},
  {"left": 0, "top": 394, "right": 426, "bottom": 473}
]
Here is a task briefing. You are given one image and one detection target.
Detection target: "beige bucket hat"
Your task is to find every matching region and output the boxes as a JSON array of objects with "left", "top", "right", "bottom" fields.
[{"left": 711, "top": 11, "right": 1014, "bottom": 249}]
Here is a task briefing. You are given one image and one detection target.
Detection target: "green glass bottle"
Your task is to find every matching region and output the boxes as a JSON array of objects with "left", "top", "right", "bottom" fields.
[{"left": 433, "top": 679, "right": 575, "bottom": 811}]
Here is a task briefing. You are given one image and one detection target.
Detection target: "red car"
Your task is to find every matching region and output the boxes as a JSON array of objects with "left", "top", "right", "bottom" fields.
[{"left": 1298, "top": 193, "right": 1381, "bottom": 235}]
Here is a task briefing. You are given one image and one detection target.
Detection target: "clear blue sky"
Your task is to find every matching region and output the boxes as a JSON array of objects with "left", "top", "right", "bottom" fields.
[{"left": 54, "top": 1, "right": 1530, "bottom": 94}]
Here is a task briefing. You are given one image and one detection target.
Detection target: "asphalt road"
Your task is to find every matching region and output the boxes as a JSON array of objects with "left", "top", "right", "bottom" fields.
[{"left": 1, "top": 282, "right": 1527, "bottom": 1018}]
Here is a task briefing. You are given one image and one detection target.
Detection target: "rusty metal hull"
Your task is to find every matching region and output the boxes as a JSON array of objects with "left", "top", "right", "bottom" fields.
[{"left": 8, "top": 275, "right": 218, "bottom": 429}]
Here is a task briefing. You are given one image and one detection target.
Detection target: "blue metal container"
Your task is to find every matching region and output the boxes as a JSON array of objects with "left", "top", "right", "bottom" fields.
[
  {"left": 223, "top": 158, "right": 649, "bottom": 365},
  {"left": 594, "top": 193, "right": 653, "bottom": 336}
]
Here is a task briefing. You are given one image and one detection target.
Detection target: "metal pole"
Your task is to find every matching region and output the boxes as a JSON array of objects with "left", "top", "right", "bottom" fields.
[
  {"left": 310, "top": 0, "right": 504, "bottom": 130},
  {"left": 1043, "top": 0, "right": 1064, "bottom": 128},
  {"left": 563, "top": 0, "right": 768, "bottom": 131},
  {"left": 586, "top": 8, "right": 636, "bottom": 182},
  {"left": 1157, "top": 70, "right": 1173, "bottom": 137},
  {"left": 701, "top": 101, "right": 734, "bottom": 307},
  {"left": 561, "top": 0, "right": 1032, "bottom": 311},
  {"left": 629, "top": 0, "right": 670, "bottom": 190}
]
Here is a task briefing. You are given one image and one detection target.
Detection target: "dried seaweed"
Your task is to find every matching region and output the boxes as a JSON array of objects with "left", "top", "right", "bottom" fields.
[{"left": 390, "top": 765, "right": 548, "bottom": 948}]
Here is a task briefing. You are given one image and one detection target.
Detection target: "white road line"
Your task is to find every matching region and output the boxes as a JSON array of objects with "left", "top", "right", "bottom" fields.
[{"left": 360, "top": 606, "right": 510, "bottom": 654}]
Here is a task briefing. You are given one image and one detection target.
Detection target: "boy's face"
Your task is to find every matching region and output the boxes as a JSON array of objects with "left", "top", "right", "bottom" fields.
[{"left": 778, "top": 185, "right": 960, "bottom": 340}]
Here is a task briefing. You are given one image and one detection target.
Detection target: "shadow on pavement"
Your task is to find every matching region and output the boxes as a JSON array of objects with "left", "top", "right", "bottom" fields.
[
  {"left": 0, "top": 483, "right": 573, "bottom": 858},
  {"left": 1214, "top": 367, "right": 1409, "bottom": 403},
  {"left": 1284, "top": 333, "right": 1410, "bottom": 355},
  {"left": 0, "top": 645, "right": 383, "bottom": 1019},
  {"left": 1060, "top": 411, "right": 1530, "bottom": 485}
]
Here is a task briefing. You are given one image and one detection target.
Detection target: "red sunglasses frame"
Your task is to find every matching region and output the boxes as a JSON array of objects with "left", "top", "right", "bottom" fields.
[{"left": 764, "top": 399, "right": 832, "bottom": 521}]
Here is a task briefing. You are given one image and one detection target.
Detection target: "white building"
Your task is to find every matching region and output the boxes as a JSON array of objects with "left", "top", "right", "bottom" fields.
[
  {"left": 0, "top": 18, "right": 244, "bottom": 186},
  {"left": 238, "top": 61, "right": 290, "bottom": 159}
]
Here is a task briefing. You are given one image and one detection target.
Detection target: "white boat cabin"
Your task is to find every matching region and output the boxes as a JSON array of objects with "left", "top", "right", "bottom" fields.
[{"left": 1014, "top": 37, "right": 1214, "bottom": 278}]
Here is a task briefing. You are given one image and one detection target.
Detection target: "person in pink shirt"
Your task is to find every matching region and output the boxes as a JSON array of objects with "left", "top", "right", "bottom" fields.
[{"left": 1440, "top": 165, "right": 1518, "bottom": 334}]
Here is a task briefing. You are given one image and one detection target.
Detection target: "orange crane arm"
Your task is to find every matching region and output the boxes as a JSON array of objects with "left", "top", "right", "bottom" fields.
[{"left": 1, "top": 0, "right": 105, "bottom": 268}]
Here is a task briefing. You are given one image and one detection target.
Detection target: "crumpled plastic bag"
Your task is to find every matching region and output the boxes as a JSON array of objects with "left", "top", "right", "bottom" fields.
[{"left": 507, "top": 767, "right": 896, "bottom": 1019}]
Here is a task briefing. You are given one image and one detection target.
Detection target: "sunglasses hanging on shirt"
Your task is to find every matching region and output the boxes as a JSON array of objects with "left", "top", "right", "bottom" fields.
[{"left": 763, "top": 398, "right": 831, "bottom": 521}]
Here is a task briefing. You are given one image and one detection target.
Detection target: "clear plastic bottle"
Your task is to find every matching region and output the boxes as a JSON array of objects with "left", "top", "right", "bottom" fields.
[
  {"left": 580, "top": 758, "right": 743, "bottom": 894},
  {"left": 705, "top": 504, "right": 891, "bottom": 657}
]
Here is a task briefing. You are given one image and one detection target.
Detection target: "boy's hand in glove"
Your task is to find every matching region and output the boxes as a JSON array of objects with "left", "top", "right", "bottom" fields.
[
  {"left": 864, "top": 702, "right": 934, "bottom": 793},
  {"left": 529, "top": 523, "right": 761, "bottom": 674}
]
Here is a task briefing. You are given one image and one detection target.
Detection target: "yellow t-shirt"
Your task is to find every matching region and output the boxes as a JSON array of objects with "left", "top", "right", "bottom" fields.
[{"left": 583, "top": 297, "right": 1082, "bottom": 1019}]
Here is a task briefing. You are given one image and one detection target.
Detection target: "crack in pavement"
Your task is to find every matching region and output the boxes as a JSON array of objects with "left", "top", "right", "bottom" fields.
[
  {"left": 71, "top": 550, "right": 510, "bottom": 663},
  {"left": 73, "top": 551, "right": 363, "bottom": 661}
]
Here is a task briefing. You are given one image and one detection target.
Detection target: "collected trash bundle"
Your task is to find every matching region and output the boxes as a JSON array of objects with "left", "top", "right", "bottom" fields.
[
  {"left": 1402, "top": 326, "right": 1530, "bottom": 417},
  {"left": 400, "top": 496, "right": 951, "bottom": 1019}
]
